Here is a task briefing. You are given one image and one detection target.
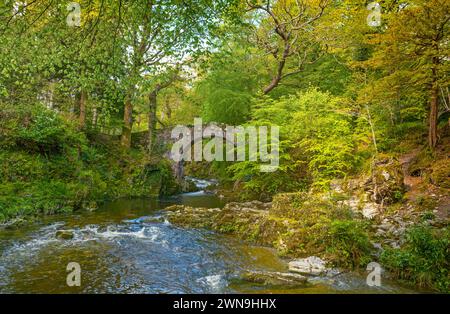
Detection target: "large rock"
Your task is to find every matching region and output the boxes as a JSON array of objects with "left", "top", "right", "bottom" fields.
[
  {"left": 270, "top": 192, "right": 309, "bottom": 218},
  {"left": 56, "top": 230, "right": 74, "bottom": 240},
  {"left": 226, "top": 200, "right": 271, "bottom": 211},
  {"left": 270, "top": 192, "right": 338, "bottom": 219},
  {"left": 361, "top": 202, "right": 379, "bottom": 219},
  {"left": 240, "top": 270, "right": 307, "bottom": 287},
  {"left": 163, "top": 205, "right": 221, "bottom": 229},
  {"left": 181, "top": 179, "right": 200, "bottom": 193},
  {"left": 288, "top": 256, "right": 328, "bottom": 276}
]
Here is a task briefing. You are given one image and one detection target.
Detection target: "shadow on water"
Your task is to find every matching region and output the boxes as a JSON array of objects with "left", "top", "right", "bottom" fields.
[{"left": 0, "top": 185, "right": 418, "bottom": 294}]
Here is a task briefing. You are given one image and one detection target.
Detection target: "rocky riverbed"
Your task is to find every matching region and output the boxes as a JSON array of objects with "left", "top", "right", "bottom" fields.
[{"left": 162, "top": 184, "right": 448, "bottom": 292}]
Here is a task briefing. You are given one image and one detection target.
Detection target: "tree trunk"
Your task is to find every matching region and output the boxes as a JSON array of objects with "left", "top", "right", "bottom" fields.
[
  {"left": 121, "top": 94, "right": 133, "bottom": 148},
  {"left": 147, "top": 90, "right": 157, "bottom": 153},
  {"left": 429, "top": 60, "right": 439, "bottom": 149},
  {"left": 164, "top": 99, "right": 172, "bottom": 120},
  {"left": 263, "top": 76, "right": 282, "bottom": 95},
  {"left": 429, "top": 82, "right": 439, "bottom": 149},
  {"left": 79, "top": 90, "right": 87, "bottom": 129},
  {"left": 263, "top": 42, "right": 290, "bottom": 95}
]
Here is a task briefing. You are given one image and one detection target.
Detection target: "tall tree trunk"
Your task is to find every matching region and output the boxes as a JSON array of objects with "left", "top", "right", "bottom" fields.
[
  {"left": 429, "top": 60, "right": 439, "bottom": 149},
  {"left": 147, "top": 90, "right": 157, "bottom": 153},
  {"left": 79, "top": 90, "right": 87, "bottom": 129},
  {"left": 429, "top": 81, "right": 439, "bottom": 149},
  {"left": 121, "top": 94, "right": 133, "bottom": 148}
]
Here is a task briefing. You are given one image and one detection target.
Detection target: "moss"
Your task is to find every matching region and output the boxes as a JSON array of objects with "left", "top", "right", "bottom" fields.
[
  {"left": 415, "top": 195, "right": 439, "bottom": 212},
  {"left": 408, "top": 149, "right": 434, "bottom": 177},
  {"left": 217, "top": 223, "right": 238, "bottom": 233},
  {"left": 430, "top": 159, "right": 450, "bottom": 189}
]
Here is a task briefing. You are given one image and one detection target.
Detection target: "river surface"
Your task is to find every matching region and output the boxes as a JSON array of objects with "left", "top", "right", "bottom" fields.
[{"left": 0, "top": 183, "right": 418, "bottom": 294}]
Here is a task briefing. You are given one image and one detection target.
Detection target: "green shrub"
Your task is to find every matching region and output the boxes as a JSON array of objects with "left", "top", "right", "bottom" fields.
[
  {"left": 381, "top": 225, "right": 449, "bottom": 292},
  {"left": 227, "top": 89, "right": 361, "bottom": 197},
  {"left": 326, "top": 220, "right": 373, "bottom": 268},
  {"left": 13, "top": 104, "right": 85, "bottom": 153},
  {"left": 0, "top": 151, "right": 46, "bottom": 182}
]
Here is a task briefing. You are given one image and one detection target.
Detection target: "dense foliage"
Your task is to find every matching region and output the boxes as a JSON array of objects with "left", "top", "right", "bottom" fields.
[
  {"left": 0, "top": 0, "right": 448, "bottom": 292},
  {"left": 381, "top": 225, "right": 449, "bottom": 292}
]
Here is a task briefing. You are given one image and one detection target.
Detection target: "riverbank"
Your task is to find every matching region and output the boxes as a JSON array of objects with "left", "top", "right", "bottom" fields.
[
  {"left": 0, "top": 195, "right": 419, "bottom": 294},
  {"left": 0, "top": 103, "right": 182, "bottom": 223},
  {"left": 162, "top": 189, "right": 449, "bottom": 293},
  {"left": 178, "top": 138, "right": 450, "bottom": 293}
]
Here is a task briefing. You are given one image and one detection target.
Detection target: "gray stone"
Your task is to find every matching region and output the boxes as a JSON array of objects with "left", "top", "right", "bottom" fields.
[
  {"left": 362, "top": 203, "right": 379, "bottom": 219},
  {"left": 288, "top": 256, "right": 328, "bottom": 276},
  {"left": 375, "top": 229, "right": 386, "bottom": 237},
  {"left": 372, "top": 242, "right": 383, "bottom": 250}
]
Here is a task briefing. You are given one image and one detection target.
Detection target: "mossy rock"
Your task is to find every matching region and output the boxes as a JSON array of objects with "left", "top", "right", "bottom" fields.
[
  {"left": 408, "top": 150, "right": 434, "bottom": 177},
  {"left": 163, "top": 197, "right": 370, "bottom": 267},
  {"left": 164, "top": 205, "right": 220, "bottom": 229},
  {"left": 270, "top": 192, "right": 310, "bottom": 219},
  {"left": 430, "top": 159, "right": 450, "bottom": 189},
  {"left": 181, "top": 179, "right": 199, "bottom": 193},
  {"left": 240, "top": 271, "right": 308, "bottom": 287},
  {"left": 56, "top": 230, "right": 74, "bottom": 240}
]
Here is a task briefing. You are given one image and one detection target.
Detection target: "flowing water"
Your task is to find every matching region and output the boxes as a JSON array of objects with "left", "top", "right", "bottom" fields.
[{"left": 0, "top": 182, "right": 418, "bottom": 294}]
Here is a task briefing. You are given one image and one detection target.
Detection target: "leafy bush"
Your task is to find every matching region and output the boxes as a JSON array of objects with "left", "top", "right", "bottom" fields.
[
  {"left": 227, "top": 143, "right": 307, "bottom": 201},
  {"left": 325, "top": 220, "right": 373, "bottom": 268},
  {"left": 12, "top": 104, "right": 85, "bottom": 153},
  {"left": 381, "top": 225, "right": 449, "bottom": 292},
  {"left": 227, "top": 88, "right": 361, "bottom": 197}
]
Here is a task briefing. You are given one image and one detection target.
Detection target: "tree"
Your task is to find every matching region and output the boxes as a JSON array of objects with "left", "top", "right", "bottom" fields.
[
  {"left": 116, "top": 0, "right": 233, "bottom": 148},
  {"left": 370, "top": 0, "right": 450, "bottom": 149},
  {"left": 196, "top": 41, "right": 261, "bottom": 125},
  {"left": 246, "top": 0, "right": 330, "bottom": 94},
  {"left": 0, "top": 0, "right": 126, "bottom": 132},
  {"left": 145, "top": 67, "right": 183, "bottom": 153}
]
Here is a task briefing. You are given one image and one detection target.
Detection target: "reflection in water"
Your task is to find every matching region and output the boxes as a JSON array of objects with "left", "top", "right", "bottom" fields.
[{"left": 0, "top": 191, "right": 416, "bottom": 294}]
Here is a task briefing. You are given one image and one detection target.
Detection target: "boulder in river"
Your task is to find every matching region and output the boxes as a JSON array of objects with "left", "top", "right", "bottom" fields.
[
  {"left": 288, "top": 256, "right": 328, "bottom": 276},
  {"left": 182, "top": 179, "right": 200, "bottom": 193},
  {"left": 240, "top": 270, "right": 308, "bottom": 287},
  {"left": 55, "top": 230, "right": 74, "bottom": 240}
]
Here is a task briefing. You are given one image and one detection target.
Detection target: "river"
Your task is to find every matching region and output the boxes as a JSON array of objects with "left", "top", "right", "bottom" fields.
[{"left": 0, "top": 181, "right": 417, "bottom": 294}]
